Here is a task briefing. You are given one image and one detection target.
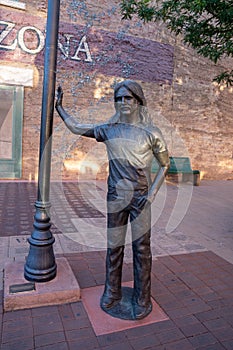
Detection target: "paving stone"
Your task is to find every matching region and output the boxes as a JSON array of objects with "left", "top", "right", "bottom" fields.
[
  {"left": 70, "top": 302, "right": 89, "bottom": 319},
  {"left": 157, "top": 328, "right": 185, "bottom": 344},
  {"left": 3, "top": 308, "right": 32, "bottom": 321},
  {"left": 178, "top": 322, "right": 208, "bottom": 337},
  {"left": 2, "top": 317, "right": 33, "bottom": 333},
  {"left": 125, "top": 323, "right": 162, "bottom": 339},
  {"left": 196, "top": 344, "right": 226, "bottom": 350},
  {"left": 35, "top": 342, "right": 69, "bottom": 350},
  {"left": 163, "top": 338, "right": 194, "bottom": 350},
  {"left": 1, "top": 326, "right": 33, "bottom": 344},
  {"left": 206, "top": 299, "right": 226, "bottom": 309},
  {"left": 129, "top": 333, "right": 161, "bottom": 349},
  {"left": 96, "top": 342, "right": 134, "bottom": 350},
  {"left": 68, "top": 338, "right": 100, "bottom": 350},
  {"left": 222, "top": 339, "right": 233, "bottom": 350},
  {"left": 194, "top": 309, "right": 223, "bottom": 322},
  {"left": 65, "top": 328, "right": 96, "bottom": 342},
  {"left": 222, "top": 314, "right": 233, "bottom": 327},
  {"left": 58, "top": 303, "right": 74, "bottom": 319},
  {"left": 62, "top": 317, "right": 92, "bottom": 330},
  {"left": 188, "top": 332, "right": 219, "bottom": 348},
  {"left": 165, "top": 307, "right": 193, "bottom": 319},
  {"left": 33, "top": 320, "right": 64, "bottom": 336},
  {"left": 212, "top": 326, "right": 233, "bottom": 342},
  {"left": 203, "top": 317, "right": 231, "bottom": 331},
  {"left": 200, "top": 291, "right": 221, "bottom": 302},
  {"left": 32, "top": 312, "right": 62, "bottom": 326},
  {"left": 173, "top": 315, "right": 200, "bottom": 327},
  {"left": 97, "top": 331, "right": 127, "bottom": 347},
  {"left": 1, "top": 337, "right": 34, "bottom": 350},
  {"left": 31, "top": 305, "right": 60, "bottom": 317},
  {"left": 34, "top": 331, "right": 66, "bottom": 348}
]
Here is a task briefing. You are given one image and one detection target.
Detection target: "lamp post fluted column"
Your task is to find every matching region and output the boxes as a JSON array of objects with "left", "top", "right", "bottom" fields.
[{"left": 24, "top": 0, "right": 60, "bottom": 282}]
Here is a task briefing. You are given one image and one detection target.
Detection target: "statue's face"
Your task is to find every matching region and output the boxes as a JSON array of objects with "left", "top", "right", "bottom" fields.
[{"left": 115, "top": 86, "right": 139, "bottom": 117}]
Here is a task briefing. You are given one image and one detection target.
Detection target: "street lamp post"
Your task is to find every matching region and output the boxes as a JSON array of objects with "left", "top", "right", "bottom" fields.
[{"left": 24, "top": 0, "right": 60, "bottom": 282}]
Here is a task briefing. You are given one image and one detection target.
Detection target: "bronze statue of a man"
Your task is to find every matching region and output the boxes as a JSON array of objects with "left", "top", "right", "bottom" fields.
[{"left": 56, "top": 80, "right": 170, "bottom": 320}]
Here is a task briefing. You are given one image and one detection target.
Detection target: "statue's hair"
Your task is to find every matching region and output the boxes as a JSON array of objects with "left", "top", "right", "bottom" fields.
[
  {"left": 114, "top": 80, "right": 147, "bottom": 106},
  {"left": 108, "top": 80, "right": 152, "bottom": 125}
]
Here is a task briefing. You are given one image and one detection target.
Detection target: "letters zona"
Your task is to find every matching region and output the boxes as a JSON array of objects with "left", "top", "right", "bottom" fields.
[{"left": 0, "top": 20, "right": 93, "bottom": 61}]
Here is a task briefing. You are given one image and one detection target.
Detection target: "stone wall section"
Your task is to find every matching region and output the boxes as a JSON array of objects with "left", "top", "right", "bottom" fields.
[{"left": 1, "top": 0, "right": 232, "bottom": 180}]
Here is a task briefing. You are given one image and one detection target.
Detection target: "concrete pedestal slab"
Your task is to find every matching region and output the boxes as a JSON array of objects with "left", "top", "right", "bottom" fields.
[
  {"left": 3, "top": 257, "right": 80, "bottom": 312},
  {"left": 82, "top": 281, "right": 169, "bottom": 336}
]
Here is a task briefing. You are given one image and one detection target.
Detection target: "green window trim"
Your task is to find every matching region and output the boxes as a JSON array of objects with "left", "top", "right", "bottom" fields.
[{"left": 0, "top": 85, "right": 24, "bottom": 179}]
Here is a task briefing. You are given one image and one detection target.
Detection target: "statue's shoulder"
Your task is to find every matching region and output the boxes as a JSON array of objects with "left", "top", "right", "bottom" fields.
[{"left": 144, "top": 124, "right": 163, "bottom": 139}]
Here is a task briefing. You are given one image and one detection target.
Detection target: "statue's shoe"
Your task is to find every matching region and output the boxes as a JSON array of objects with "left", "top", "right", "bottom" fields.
[
  {"left": 100, "top": 293, "right": 122, "bottom": 309},
  {"left": 133, "top": 301, "right": 152, "bottom": 320}
]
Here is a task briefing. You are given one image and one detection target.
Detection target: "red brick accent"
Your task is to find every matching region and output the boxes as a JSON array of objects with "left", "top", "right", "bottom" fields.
[{"left": 0, "top": 9, "right": 174, "bottom": 83}]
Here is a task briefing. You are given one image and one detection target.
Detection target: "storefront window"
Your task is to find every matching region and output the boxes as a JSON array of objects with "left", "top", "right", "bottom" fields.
[
  {"left": 0, "top": 0, "right": 26, "bottom": 10},
  {"left": 0, "top": 88, "right": 13, "bottom": 159},
  {"left": 0, "top": 85, "right": 24, "bottom": 178}
]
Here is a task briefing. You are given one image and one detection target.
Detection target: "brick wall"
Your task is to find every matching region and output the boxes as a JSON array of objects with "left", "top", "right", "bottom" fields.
[{"left": 1, "top": 0, "right": 232, "bottom": 180}]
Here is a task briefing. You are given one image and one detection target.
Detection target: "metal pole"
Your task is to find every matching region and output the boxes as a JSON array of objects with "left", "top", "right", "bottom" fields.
[{"left": 24, "top": 0, "right": 60, "bottom": 282}]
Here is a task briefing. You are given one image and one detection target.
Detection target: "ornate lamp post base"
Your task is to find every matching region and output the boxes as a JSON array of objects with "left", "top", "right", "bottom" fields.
[
  {"left": 24, "top": 247, "right": 56, "bottom": 282},
  {"left": 24, "top": 201, "right": 57, "bottom": 282}
]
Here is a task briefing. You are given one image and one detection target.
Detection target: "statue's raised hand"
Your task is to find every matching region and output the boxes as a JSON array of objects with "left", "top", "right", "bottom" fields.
[{"left": 55, "top": 85, "right": 63, "bottom": 109}]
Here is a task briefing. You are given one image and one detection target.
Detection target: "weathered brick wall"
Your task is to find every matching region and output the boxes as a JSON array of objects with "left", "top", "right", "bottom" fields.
[{"left": 1, "top": 0, "right": 232, "bottom": 180}]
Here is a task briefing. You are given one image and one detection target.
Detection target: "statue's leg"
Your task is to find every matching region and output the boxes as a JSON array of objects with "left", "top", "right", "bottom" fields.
[
  {"left": 131, "top": 200, "right": 152, "bottom": 319},
  {"left": 100, "top": 245, "right": 124, "bottom": 309},
  {"left": 132, "top": 231, "right": 152, "bottom": 319},
  {"left": 100, "top": 196, "right": 128, "bottom": 310}
]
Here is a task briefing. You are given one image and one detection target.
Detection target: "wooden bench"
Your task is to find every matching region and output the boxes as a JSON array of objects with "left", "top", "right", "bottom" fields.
[{"left": 152, "top": 156, "right": 200, "bottom": 186}]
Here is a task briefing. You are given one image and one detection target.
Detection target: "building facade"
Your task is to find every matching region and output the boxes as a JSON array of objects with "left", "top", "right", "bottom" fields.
[{"left": 0, "top": 0, "right": 232, "bottom": 181}]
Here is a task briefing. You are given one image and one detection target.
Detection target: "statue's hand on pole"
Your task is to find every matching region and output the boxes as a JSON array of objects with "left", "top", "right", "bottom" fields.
[
  {"left": 55, "top": 85, "right": 96, "bottom": 138},
  {"left": 55, "top": 85, "right": 63, "bottom": 109},
  {"left": 55, "top": 86, "right": 71, "bottom": 123}
]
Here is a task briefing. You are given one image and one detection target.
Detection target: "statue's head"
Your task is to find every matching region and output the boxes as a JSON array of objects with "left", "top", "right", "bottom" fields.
[
  {"left": 114, "top": 80, "right": 147, "bottom": 106},
  {"left": 108, "top": 79, "right": 151, "bottom": 125}
]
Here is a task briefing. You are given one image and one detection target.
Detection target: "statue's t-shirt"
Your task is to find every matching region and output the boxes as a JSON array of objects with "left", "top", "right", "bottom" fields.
[{"left": 94, "top": 122, "right": 168, "bottom": 191}]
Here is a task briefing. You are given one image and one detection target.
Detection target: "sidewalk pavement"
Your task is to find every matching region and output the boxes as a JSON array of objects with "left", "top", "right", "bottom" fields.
[{"left": 0, "top": 180, "right": 233, "bottom": 349}]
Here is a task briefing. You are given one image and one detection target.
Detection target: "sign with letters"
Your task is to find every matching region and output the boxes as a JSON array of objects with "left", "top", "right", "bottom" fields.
[
  {"left": 0, "top": 20, "right": 92, "bottom": 60},
  {"left": 0, "top": 8, "right": 174, "bottom": 83}
]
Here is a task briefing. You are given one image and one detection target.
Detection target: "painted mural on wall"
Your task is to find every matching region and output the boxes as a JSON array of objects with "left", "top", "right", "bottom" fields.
[{"left": 0, "top": 8, "right": 174, "bottom": 83}]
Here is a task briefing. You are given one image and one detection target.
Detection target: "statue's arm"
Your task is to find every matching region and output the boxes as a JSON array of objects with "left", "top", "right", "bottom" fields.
[
  {"left": 55, "top": 86, "right": 95, "bottom": 138},
  {"left": 137, "top": 150, "right": 170, "bottom": 209},
  {"left": 147, "top": 150, "right": 170, "bottom": 203}
]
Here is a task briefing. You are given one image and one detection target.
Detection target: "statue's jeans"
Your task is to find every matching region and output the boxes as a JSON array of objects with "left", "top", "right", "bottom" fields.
[{"left": 103, "top": 189, "right": 152, "bottom": 307}]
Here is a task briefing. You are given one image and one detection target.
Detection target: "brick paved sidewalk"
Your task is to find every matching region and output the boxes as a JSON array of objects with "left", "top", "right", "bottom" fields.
[
  {"left": 0, "top": 180, "right": 233, "bottom": 349},
  {"left": 1, "top": 251, "right": 233, "bottom": 350}
]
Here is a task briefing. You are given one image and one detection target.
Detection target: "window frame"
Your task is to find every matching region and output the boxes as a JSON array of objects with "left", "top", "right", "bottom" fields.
[
  {"left": 0, "top": 85, "right": 24, "bottom": 178},
  {"left": 0, "top": 0, "right": 26, "bottom": 10}
]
